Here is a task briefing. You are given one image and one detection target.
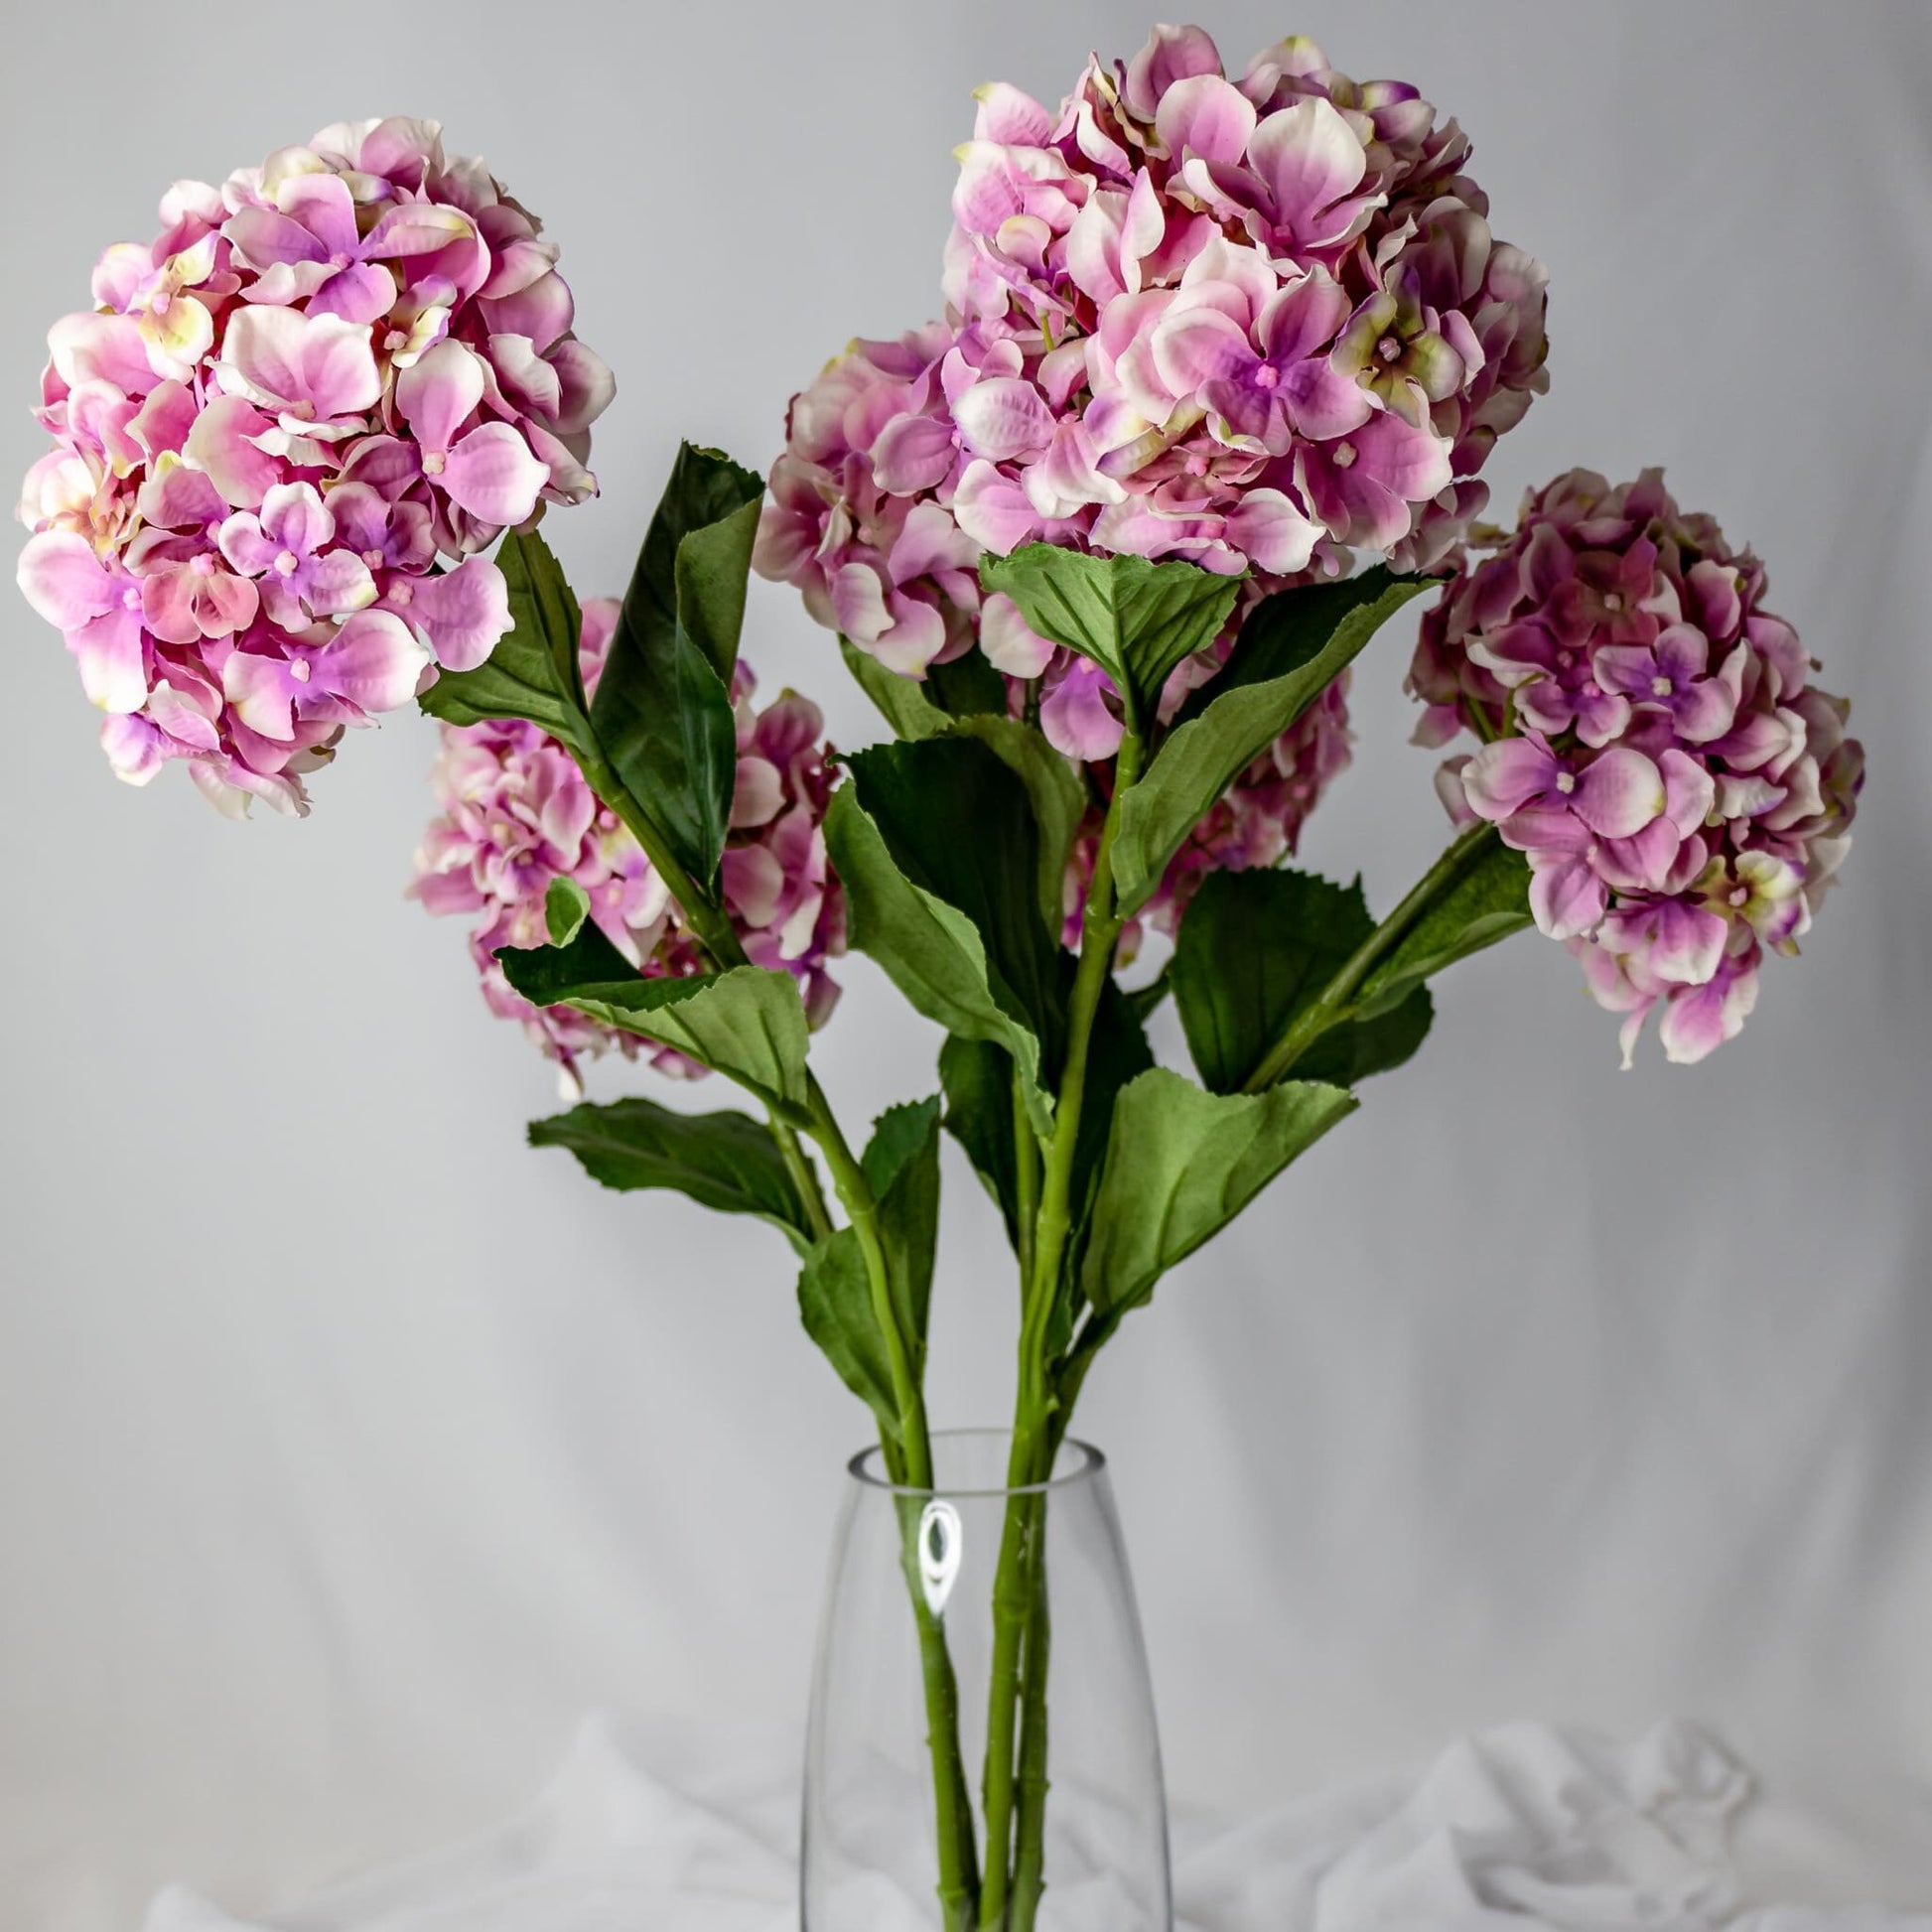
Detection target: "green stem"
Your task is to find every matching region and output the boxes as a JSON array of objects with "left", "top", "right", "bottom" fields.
[
  {"left": 1050, "top": 1308, "right": 1120, "bottom": 1441},
  {"left": 1242, "top": 820, "right": 1497, "bottom": 1093},
  {"left": 897, "top": 1496, "right": 981, "bottom": 1932},
  {"left": 1027, "top": 727, "right": 1144, "bottom": 1320},
  {"left": 577, "top": 755, "right": 844, "bottom": 1254},
  {"left": 806, "top": 1072, "right": 927, "bottom": 1457},
  {"left": 578, "top": 749, "right": 977, "bottom": 1916},
  {"left": 804, "top": 1070, "right": 980, "bottom": 1920},
  {"left": 1008, "top": 1535, "right": 1053, "bottom": 1930},
  {"left": 775, "top": 1120, "right": 834, "bottom": 1242},
  {"left": 981, "top": 729, "right": 1146, "bottom": 1927},
  {"left": 1012, "top": 1071, "right": 1040, "bottom": 1292}
]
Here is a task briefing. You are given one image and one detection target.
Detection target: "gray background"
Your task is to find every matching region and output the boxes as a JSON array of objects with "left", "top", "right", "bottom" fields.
[{"left": 3, "top": 2, "right": 1928, "bottom": 1925}]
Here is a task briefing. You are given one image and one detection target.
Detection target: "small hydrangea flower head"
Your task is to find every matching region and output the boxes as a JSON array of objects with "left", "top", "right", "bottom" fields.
[
  {"left": 756, "top": 22, "right": 1548, "bottom": 682},
  {"left": 17, "top": 119, "right": 614, "bottom": 815},
  {"left": 410, "top": 601, "right": 846, "bottom": 1092},
  {"left": 1413, "top": 469, "right": 1864, "bottom": 1063}
]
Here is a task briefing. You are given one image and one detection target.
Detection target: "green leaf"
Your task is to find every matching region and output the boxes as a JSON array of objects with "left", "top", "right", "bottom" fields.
[
  {"left": 1112, "top": 569, "right": 1430, "bottom": 913},
  {"left": 527, "top": 1096, "right": 815, "bottom": 1255},
  {"left": 497, "top": 923, "right": 811, "bottom": 1123},
  {"left": 939, "top": 980, "right": 1153, "bottom": 1285},
  {"left": 592, "top": 443, "right": 764, "bottom": 890},
  {"left": 925, "top": 648, "right": 1009, "bottom": 718},
  {"left": 948, "top": 717, "right": 1083, "bottom": 936},
  {"left": 826, "top": 785, "right": 1054, "bottom": 1138},
  {"left": 843, "top": 737, "right": 1064, "bottom": 1040},
  {"left": 827, "top": 738, "right": 1068, "bottom": 1137},
  {"left": 417, "top": 529, "right": 594, "bottom": 758},
  {"left": 980, "top": 545, "right": 1243, "bottom": 731},
  {"left": 798, "top": 1227, "right": 901, "bottom": 1444},
  {"left": 1080, "top": 1069, "right": 1357, "bottom": 1318},
  {"left": 1173, "top": 869, "right": 1433, "bottom": 1093},
  {"left": 939, "top": 1036, "right": 1022, "bottom": 1251},
  {"left": 1070, "top": 981, "right": 1158, "bottom": 1230},
  {"left": 835, "top": 646, "right": 1081, "bottom": 934},
  {"left": 544, "top": 875, "right": 590, "bottom": 947},
  {"left": 864, "top": 1097, "right": 942, "bottom": 1362},
  {"left": 1126, "top": 969, "right": 1173, "bottom": 1023},
  {"left": 1294, "top": 986, "right": 1434, "bottom": 1087},
  {"left": 840, "top": 637, "right": 951, "bottom": 741},
  {"left": 635, "top": 442, "right": 766, "bottom": 685},
  {"left": 1050, "top": 981, "right": 1159, "bottom": 1356},
  {"left": 1351, "top": 831, "right": 1534, "bottom": 1021}
]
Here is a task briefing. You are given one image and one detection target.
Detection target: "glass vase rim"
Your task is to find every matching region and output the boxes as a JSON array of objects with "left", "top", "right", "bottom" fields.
[{"left": 845, "top": 1427, "right": 1105, "bottom": 1499}]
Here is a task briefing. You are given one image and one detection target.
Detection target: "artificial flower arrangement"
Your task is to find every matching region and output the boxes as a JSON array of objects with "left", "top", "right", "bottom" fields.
[{"left": 17, "top": 27, "right": 1863, "bottom": 1932}]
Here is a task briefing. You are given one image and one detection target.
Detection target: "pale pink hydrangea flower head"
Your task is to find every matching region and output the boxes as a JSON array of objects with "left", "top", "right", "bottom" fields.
[
  {"left": 756, "top": 22, "right": 1548, "bottom": 686},
  {"left": 410, "top": 601, "right": 846, "bottom": 1092},
  {"left": 756, "top": 26, "right": 1545, "bottom": 943},
  {"left": 1413, "top": 469, "right": 1863, "bottom": 1063},
  {"left": 17, "top": 118, "right": 613, "bottom": 816}
]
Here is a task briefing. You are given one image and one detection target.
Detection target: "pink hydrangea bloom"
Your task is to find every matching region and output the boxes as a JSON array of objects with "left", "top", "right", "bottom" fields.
[
  {"left": 1413, "top": 470, "right": 1864, "bottom": 1064},
  {"left": 410, "top": 601, "right": 845, "bottom": 1091},
  {"left": 755, "top": 24, "right": 1548, "bottom": 685},
  {"left": 16, "top": 119, "right": 613, "bottom": 816}
]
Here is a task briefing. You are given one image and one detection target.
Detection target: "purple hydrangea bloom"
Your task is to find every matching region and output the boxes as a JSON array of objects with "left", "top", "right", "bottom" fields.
[
  {"left": 16, "top": 119, "right": 613, "bottom": 816},
  {"left": 755, "top": 23, "right": 1548, "bottom": 685},
  {"left": 1413, "top": 470, "right": 1864, "bottom": 1063}
]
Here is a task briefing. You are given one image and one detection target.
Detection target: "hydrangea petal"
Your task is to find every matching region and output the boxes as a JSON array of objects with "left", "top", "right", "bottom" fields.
[{"left": 438, "top": 423, "right": 548, "bottom": 526}]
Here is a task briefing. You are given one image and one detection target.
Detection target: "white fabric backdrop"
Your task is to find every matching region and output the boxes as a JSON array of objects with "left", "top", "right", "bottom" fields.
[{"left": 2, "top": 2, "right": 1928, "bottom": 1927}]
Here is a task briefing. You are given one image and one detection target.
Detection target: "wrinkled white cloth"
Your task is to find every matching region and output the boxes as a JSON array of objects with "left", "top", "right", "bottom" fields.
[{"left": 138, "top": 1719, "right": 1931, "bottom": 1932}]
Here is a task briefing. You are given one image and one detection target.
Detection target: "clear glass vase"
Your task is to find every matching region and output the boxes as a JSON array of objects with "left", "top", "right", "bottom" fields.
[{"left": 803, "top": 1429, "right": 1170, "bottom": 1932}]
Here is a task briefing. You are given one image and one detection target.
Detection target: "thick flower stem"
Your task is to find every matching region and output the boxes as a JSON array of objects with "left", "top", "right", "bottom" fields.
[
  {"left": 803, "top": 1072, "right": 981, "bottom": 1918},
  {"left": 576, "top": 751, "right": 978, "bottom": 1916},
  {"left": 981, "top": 729, "right": 1145, "bottom": 1926},
  {"left": 776, "top": 1119, "right": 836, "bottom": 1243},
  {"left": 1008, "top": 1542, "right": 1053, "bottom": 1930},
  {"left": 1242, "top": 820, "right": 1499, "bottom": 1093},
  {"left": 1012, "top": 1073, "right": 1040, "bottom": 1291}
]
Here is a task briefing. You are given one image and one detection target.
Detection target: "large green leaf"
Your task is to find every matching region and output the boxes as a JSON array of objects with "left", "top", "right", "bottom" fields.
[
  {"left": 925, "top": 648, "right": 1009, "bottom": 718},
  {"left": 939, "top": 1035, "right": 1022, "bottom": 1251},
  {"left": 862, "top": 1097, "right": 942, "bottom": 1367},
  {"left": 1173, "top": 869, "right": 1433, "bottom": 1093},
  {"left": 840, "top": 637, "right": 952, "bottom": 741},
  {"left": 836, "top": 645, "right": 1082, "bottom": 933},
  {"left": 1351, "top": 830, "right": 1535, "bottom": 1021},
  {"left": 527, "top": 1096, "right": 816, "bottom": 1255},
  {"left": 951, "top": 717, "right": 1084, "bottom": 936},
  {"left": 826, "top": 737, "right": 1069, "bottom": 1137},
  {"left": 798, "top": 1227, "right": 901, "bottom": 1444},
  {"left": 1293, "top": 985, "right": 1435, "bottom": 1088},
  {"left": 591, "top": 444, "right": 764, "bottom": 890},
  {"left": 843, "top": 737, "right": 1064, "bottom": 1040},
  {"left": 1111, "top": 569, "right": 1430, "bottom": 912},
  {"left": 417, "top": 529, "right": 595, "bottom": 759},
  {"left": 1047, "top": 980, "right": 1161, "bottom": 1356},
  {"left": 1069, "top": 980, "right": 1159, "bottom": 1231},
  {"left": 980, "top": 546, "right": 1242, "bottom": 731},
  {"left": 1079, "top": 1069, "right": 1357, "bottom": 1317},
  {"left": 939, "top": 979, "right": 1153, "bottom": 1279},
  {"left": 496, "top": 920, "right": 811, "bottom": 1123}
]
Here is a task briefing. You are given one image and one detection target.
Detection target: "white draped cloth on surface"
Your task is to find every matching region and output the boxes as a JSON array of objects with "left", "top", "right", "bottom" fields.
[{"left": 139, "top": 1720, "right": 1931, "bottom": 1932}]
